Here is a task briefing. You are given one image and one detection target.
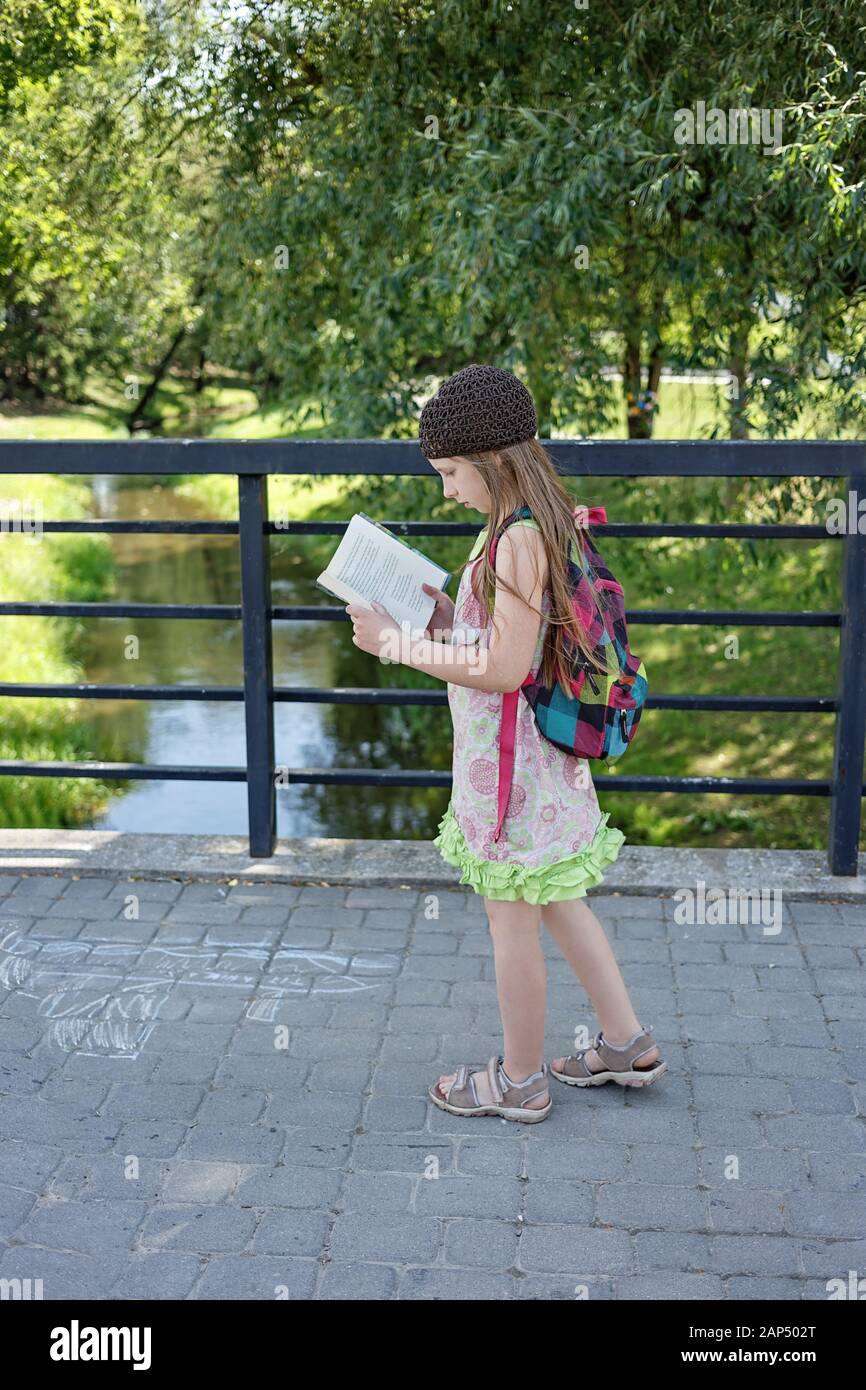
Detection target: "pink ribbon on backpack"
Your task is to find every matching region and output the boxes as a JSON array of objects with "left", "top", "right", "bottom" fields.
[{"left": 491, "top": 504, "right": 607, "bottom": 843}]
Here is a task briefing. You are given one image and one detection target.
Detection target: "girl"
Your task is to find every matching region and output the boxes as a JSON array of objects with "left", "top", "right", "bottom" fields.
[{"left": 346, "top": 363, "right": 666, "bottom": 1124}]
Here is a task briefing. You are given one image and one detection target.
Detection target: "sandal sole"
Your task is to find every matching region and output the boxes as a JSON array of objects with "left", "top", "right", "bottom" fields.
[
  {"left": 427, "top": 1086, "right": 552, "bottom": 1122},
  {"left": 550, "top": 1060, "right": 668, "bottom": 1088}
]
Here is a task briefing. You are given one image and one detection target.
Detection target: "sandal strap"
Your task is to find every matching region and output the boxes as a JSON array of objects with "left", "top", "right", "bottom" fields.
[
  {"left": 559, "top": 1045, "right": 598, "bottom": 1079},
  {"left": 486, "top": 1055, "right": 503, "bottom": 1104},
  {"left": 443, "top": 1059, "right": 550, "bottom": 1110},
  {"left": 446, "top": 1063, "right": 478, "bottom": 1107},
  {"left": 558, "top": 1031, "right": 602, "bottom": 1078},
  {"left": 492, "top": 1055, "right": 549, "bottom": 1107},
  {"left": 595, "top": 1024, "right": 656, "bottom": 1070}
]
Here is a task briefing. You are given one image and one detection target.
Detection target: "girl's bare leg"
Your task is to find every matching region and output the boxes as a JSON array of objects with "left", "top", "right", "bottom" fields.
[
  {"left": 541, "top": 896, "right": 659, "bottom": 1072},
  {"left": 435, "top": 897, "right": 549, "bottom": 1107}
]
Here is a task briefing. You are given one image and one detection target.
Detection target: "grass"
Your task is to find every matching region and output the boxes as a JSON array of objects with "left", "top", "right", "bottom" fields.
[
  {"left": 0, "top": 474, "right": 119, "bottom": 827},
  {"left": 2, "top": 369, "right": 859, "bottom": 443},
  {"left": 0, "top": 369, "right": 861, "bottom": 849}
]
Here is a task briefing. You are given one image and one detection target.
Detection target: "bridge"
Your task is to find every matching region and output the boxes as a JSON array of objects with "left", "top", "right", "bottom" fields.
[{"left": 0, "top": 438, "right": 863, "bottom": 1299}]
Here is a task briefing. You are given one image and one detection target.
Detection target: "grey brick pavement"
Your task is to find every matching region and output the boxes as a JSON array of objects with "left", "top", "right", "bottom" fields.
[{"left": 0, "top": 873, "right": 864, "bottom": 1301}]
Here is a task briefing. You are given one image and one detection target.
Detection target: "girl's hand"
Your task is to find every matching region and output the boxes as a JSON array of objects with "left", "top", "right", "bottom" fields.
[
  {"left": 421, "top": 582, "right": 456, "bottom": 640},
  {"left": 345, "top": 601, "right": 403, "bottom": 659}
]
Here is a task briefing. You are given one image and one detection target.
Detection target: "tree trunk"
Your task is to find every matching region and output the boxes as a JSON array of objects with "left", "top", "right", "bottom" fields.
[
  {"left": 126, "top": 325, "right": 187, "bottom": 432},
  {"left": 524, "top": 340, "right": 554, "bottom": 438},
  {"left": 623, "top": 333, "right": 645, "bottom": 438},
  {"left": 728, "top": 328, "right": 750, "bottom": 441},
  {"left": 193, "top": 348, "right": 207, "bottom": 394},
  {"left": 531, "top": 377, "right": 554, "bottom": 438},
  {"left": 726, "top": 323, "right": 751, "bottom": 510}
]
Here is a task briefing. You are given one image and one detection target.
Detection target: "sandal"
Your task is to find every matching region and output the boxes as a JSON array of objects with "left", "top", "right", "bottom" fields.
[
  {"left": 427, "top": 1055, "right": 552, "bottom": 1123},
  {"left": 550, "top": 1023, "right": 667, "bottom": 1088}
]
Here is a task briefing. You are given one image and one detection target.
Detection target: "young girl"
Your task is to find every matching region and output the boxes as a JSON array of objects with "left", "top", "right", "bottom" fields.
[{"left": 346, "top": 363, "right": 667, "bottom": 1124}]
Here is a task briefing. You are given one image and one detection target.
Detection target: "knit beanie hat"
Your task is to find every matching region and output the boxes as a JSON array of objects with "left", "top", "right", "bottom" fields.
[{"left": 418, "top": 363, "right": 537, "bottom": 460}]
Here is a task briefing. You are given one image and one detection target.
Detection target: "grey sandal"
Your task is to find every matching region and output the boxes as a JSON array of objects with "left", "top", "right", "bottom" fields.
[
  {"left": 428, "top": 1055, "right": 552, "bottom": 1122},
  {"left": 550, "top": 1023, "right": 667, "bottom": 1088}
]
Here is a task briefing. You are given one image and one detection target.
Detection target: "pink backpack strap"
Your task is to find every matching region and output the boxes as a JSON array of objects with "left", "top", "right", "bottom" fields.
[
  {"left": 492, "top": 675, "right": 533, "bottom": 843},
  {"left": 573, "top": 505, "right": 607, "bottom": 526},
  {"left": 492, "top": 689, "right": 519, "bottom": 843},
  {"left": 491, "top": 506, "right": 608, "bottom": 842}
]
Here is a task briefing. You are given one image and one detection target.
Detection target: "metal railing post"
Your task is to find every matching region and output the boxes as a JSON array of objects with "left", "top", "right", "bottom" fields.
[
  {"left": 238, "top": 474, "right": 276, "bottom": 856},
  {"left": 828, "top": 471, "right": 866, "bottom": 875}
]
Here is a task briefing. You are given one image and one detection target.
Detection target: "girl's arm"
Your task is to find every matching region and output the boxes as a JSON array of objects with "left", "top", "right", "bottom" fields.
[{"left": 400, "top": 526, "right": 547, "bottom": 693}]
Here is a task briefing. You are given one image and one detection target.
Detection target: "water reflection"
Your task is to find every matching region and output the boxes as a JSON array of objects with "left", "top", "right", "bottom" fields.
[{"left": 79, "top": 478, "right": 450, "bottom": 838}]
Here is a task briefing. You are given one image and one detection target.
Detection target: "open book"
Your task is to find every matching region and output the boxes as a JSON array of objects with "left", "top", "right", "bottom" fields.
[{"left": 316, "top": 512, "right": 453, "bottom": 632}]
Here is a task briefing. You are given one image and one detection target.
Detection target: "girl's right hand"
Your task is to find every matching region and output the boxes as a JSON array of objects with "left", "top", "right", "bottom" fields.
[{"left": 421, "top": 582, "right": 456, "bottom": 640}]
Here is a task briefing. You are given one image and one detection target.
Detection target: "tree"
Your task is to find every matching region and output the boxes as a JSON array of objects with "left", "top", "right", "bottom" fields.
[
  {"left": 196, "top": 0, "right": 865, "bottom": 439},
  {"left": 0, "top": 1, "right": 205, "bottom": 408}
]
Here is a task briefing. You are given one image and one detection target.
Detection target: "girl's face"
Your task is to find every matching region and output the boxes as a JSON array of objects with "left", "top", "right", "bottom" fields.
[{"left": 429, "top": 456, "right": 492, "bottom": 513}]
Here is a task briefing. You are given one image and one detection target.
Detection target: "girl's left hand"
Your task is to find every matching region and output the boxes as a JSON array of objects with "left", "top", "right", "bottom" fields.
[{"left": 345, "top": 601, "right": 403, "bottom": 659}]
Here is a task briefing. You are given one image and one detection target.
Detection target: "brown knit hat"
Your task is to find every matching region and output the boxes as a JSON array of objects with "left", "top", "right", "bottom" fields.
[{"left": 418, "top": 363, "right": 537, "bottom": 460}]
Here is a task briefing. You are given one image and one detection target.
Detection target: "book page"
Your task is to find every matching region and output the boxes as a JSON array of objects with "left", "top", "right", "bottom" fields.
[{"left": 317, "top": 513, "right": 451, "bottom": 630}]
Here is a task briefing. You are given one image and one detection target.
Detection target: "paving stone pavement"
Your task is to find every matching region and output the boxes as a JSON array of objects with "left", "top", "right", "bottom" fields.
[{"left": 0, "top": 872, "right": 864, "bottom": 1301}]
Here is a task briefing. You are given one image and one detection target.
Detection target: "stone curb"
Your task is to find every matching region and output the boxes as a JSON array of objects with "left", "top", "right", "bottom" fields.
[{"left": 0, "top": 830, "right": 863, "bottom": 901}]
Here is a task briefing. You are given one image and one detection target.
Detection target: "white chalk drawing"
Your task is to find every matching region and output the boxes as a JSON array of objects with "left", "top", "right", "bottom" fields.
[{"left": 0, "top": 923, "right": 399, "bottom": 1060}]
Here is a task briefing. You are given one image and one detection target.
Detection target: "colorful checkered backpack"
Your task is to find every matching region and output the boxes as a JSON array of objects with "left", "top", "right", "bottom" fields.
[{"left": 479, "top": 504, "right": 648, "bottom": 842}]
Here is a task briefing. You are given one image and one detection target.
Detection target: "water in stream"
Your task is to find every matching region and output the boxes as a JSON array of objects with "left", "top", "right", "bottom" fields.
[{"left": 79, "top": 478, "right": 450, "bottom": 840}]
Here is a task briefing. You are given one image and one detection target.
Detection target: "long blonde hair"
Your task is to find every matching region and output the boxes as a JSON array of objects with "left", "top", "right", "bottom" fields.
[{"left": 450, "top": 438, "right": 615, "bottom": 695}]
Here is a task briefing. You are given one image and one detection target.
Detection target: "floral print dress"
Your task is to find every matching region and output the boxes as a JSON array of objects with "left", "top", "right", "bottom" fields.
[{"left": 432, "top": 518, "right": 625, "bottom": 904}]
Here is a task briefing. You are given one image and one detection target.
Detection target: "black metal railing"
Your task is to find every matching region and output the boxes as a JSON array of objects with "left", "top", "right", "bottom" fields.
[{"left": 1, "top": 439, "right": 864, "bottom": 873}]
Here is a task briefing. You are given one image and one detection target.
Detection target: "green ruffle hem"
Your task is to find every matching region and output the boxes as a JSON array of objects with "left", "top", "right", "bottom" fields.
[{"left": 432, "top": 802, "right": 625, "bottom": 905}]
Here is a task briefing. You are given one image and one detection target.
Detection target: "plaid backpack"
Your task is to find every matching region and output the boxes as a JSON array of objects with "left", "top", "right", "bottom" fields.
[{"left": 477, "top": 504, "right": 648, "bottom": 843}]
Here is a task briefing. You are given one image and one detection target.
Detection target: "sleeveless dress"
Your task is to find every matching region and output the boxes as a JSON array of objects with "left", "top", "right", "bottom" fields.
[{"left": 432, "top": 517, "right": 625, "bottom": 904}]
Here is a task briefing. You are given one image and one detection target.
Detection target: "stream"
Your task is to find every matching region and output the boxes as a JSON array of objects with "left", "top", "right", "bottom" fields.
[{"left": 78, "top": 477, "right": 449, "bottom": 840}]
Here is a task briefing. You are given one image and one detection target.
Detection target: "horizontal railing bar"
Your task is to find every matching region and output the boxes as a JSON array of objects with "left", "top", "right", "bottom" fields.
[
  {"left": 280, "top": 522, "right": 841, "bottom": 540},
  {"left": 0, "top": 601, "right": 842, "bottom": 627},
  {"left": 268, "top": 693, "right": 837, "bottom": 712},
  {"left": 15, "top": 519, "right": 850, "bottom": 541},
  {"left": 603, "top": 694, "right": 837, "bottom": 712},
  {"left": 609, "top": 609, "right": 842, "bottom": 628},
  {"left": 0, "top": 683, "right": 838, "bottom": 714},
  {"left": 1, "top": 761, "right": 862, "bottom": 797},
  {"left": 0, "top": 683, "right": 247, "bottom": 701},
  {"left": 33, "top": 520, "right": 239, "bottom": 534},
  {"left": 1, "top": 438, "right": 864, "bottom": 477},
  {"left": 280, "top": 771, "right": 860, "bottom": 796},
  {"left": 269, "top": 605, "right": 842, "bottom": 628},
  {"left": 0, "top": 603, "right": 242, "bottom": 619},
  {"left": 588, "top": 776, "right": 851, "bottom": 795},
  {"left": 0, "top": 761, "right": 246, "bottom": 780}
]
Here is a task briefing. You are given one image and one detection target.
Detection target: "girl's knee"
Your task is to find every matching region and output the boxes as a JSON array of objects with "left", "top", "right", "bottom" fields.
[
  {"left": 483, "top": 896, "right": 542, "bottom": 933},
  {"left": 539, "top": 900, "right": 562, "bottom": 931}
]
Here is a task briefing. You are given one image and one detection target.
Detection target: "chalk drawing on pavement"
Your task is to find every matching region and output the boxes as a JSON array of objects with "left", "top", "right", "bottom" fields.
[{"left": 0, "top": 923, "right": 400, "bottom": 1060}]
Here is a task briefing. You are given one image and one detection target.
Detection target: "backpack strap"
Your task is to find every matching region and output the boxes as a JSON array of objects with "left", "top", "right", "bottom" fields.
[
  {"left": 493, "top": 679, "right": 532, "bottom": 843},
  {"left": 489, "top": 504, "right": 607, "bottom": 843},
  {"left": 486, "top": 510, "right": 535, "bottom": 844},
  {"left": 493, "top": 690, "right": 517, "bottom": 843}
]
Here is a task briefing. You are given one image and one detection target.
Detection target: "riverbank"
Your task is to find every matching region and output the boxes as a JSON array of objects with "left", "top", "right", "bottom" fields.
[
  {"left": 170, "top": 461, "right": 848, "bottom": 857},
  {"left": 0, "top": 381, "right": 860, "bottom": 853},
  {"left": 0, "top": 474, "right": 116, "bottom": 828}
]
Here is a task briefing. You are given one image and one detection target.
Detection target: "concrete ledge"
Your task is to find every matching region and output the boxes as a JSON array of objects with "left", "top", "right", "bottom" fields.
[{"left": 0, "top": 829, "right": 863, "bottom": 900}]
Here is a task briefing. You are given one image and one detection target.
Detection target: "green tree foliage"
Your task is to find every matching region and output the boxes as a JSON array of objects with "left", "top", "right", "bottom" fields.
[
  {"left": 0, "top": 0, "right": 203, "bottom": 405},
  {"left": 192, "top": 0, "right": 866, "bottom": 442},
  {"left": 0, "top": 0, "right": 121, "bottom": 110},
  {"left": 0, "top": 0, "right": 863, "bottom": 443}
]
